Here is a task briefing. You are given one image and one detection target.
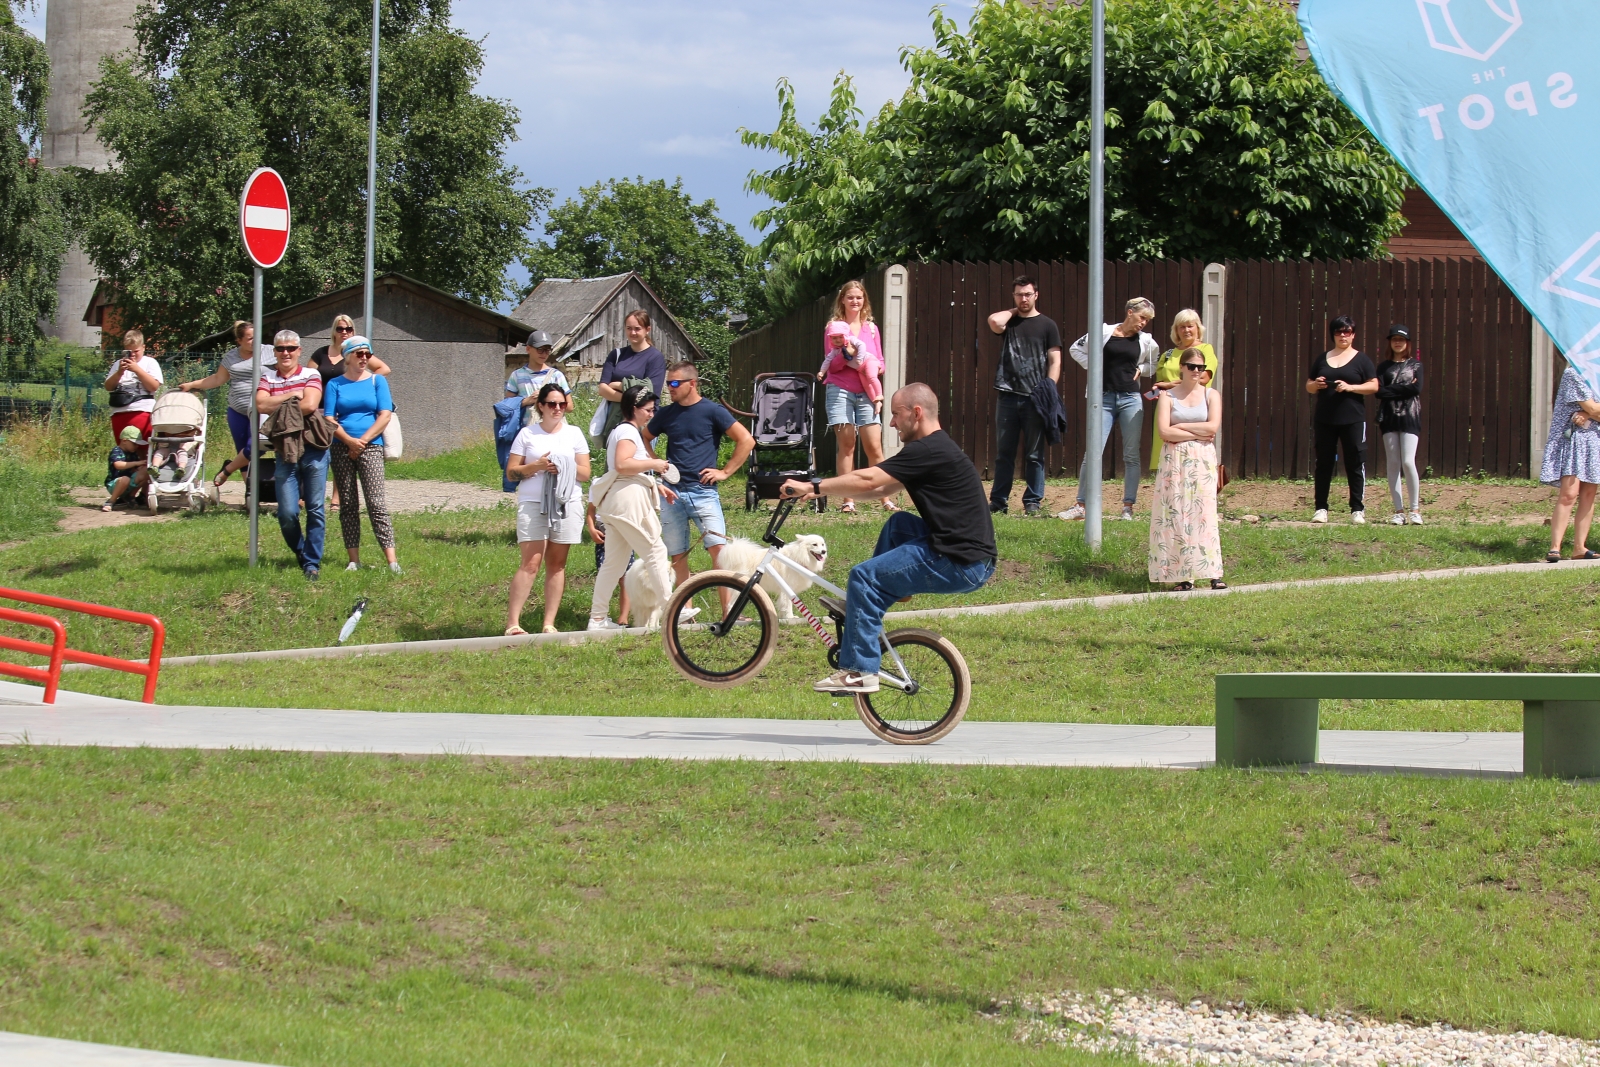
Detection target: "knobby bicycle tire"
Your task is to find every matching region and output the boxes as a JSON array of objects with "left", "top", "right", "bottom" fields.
[
  {"left": 855, "top": 628, "right": 971, "bottom": 744},
  {"left": 663, "top": 569, "right": 778, "bottom": 688}
]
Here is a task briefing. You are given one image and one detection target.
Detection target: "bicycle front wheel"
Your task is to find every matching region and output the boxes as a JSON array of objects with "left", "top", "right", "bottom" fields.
[
  {"left": 663, "top": 570, "right": 778, "bottom": 688},
  {"left": 855, "top": 628, "right": 971, "bottom": 744}
]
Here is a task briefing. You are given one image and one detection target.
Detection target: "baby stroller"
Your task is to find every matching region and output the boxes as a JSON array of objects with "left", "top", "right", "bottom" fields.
[
  {"left": 741, "top": 372, "right": 825, "bottom": 513},
  {"left": 145, "top": 391, "right": 217, "bottom": 515}
]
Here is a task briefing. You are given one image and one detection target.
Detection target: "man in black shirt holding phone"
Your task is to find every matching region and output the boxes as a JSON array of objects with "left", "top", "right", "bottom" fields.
[{"left": 782, "top": 383, "right": 996, "bottom": 694}]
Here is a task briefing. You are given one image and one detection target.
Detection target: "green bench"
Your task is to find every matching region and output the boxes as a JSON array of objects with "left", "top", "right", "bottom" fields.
[{"left": 1215, "top": 673, "right": 1600, "bottom": 778}]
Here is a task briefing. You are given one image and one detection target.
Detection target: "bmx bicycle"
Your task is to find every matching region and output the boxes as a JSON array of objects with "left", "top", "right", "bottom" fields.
[{"left": 662, "top": 497, "right": 971, "bottom": 744}]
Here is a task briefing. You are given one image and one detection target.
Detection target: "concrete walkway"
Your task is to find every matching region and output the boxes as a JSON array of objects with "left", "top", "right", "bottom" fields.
[
  {"left": 0, "top": 682, "right": 1521, "bottom": 775},
  {"left": 0, "top": 1030, "right": 276, "bottom": 1066}
]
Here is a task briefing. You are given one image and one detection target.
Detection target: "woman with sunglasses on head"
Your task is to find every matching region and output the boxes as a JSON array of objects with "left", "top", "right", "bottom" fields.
[
  {"left": 505, "top": 383, "right": 590, "bottom": 634},
  {"left": 308, "top": 315, "right": 390, "bottom": 511},
  {"left": 1148, "top": 349, "right": 1226, "bottom": 590},
  {"left": 1306, "top": 315, "right": 1378, "bottom": 524},
  {"left": 324, "top": 335, "right": 400, "bottom": 574}
]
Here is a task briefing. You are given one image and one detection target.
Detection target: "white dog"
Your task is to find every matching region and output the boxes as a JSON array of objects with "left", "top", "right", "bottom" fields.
[{"left": 623, "top": 533, "right": 829, "bottom": 629}]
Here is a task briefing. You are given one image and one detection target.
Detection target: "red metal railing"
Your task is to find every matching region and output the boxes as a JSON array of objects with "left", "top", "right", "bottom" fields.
[
  {"left": 0, "top": 605, "right": 67, "bottom": 703},
  {"left": 0, "top": 587, "right": 165, "bottom": 703}
]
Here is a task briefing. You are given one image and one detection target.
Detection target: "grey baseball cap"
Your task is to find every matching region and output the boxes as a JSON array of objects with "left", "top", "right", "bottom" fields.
[{"left": 527, "top": 330, "right": 553, "bottom": 349}]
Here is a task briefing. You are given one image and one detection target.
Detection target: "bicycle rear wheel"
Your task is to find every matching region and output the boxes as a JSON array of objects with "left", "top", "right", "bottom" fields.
[
  {"left": 663, "top": 570, "right": 778, "bottom": 688},
  {"left": 855, "top": 628, "right": 970, "bottom": 744}
]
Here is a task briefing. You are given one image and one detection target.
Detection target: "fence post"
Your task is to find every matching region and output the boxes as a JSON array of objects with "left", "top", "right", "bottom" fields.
[
  {"left": 1530, "top": 319, "right": 1556, "bottom": 476},
  {"left": 1202, "top": 263, "right": 1227, "bottom": 461},
  {"left": 880, "top": 264, "right": 909, "bottom": 458}
]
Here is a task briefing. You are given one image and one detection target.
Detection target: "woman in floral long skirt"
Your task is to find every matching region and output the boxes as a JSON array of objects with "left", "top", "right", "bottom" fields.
[{"left": 1148, "top": 348, "right": 1226, "bottom": 590}]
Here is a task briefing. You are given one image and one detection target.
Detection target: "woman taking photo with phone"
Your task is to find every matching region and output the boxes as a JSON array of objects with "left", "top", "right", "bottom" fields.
[
  {"left": 1306, "top": 315, "right": 1378, "bottom": 524},
  {"left": 1148, "top": 348, "right": 1225, "bottom": 590}
]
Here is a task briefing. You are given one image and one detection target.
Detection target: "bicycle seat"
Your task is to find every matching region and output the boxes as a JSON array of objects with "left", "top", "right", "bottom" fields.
[{"left": 819, "top": 594, "right": 847, "bottom": 621}]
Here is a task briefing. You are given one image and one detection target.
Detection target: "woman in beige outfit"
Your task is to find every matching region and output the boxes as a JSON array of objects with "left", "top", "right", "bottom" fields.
[{"left": 588, "top": 385, "right": 678, "bottom": 630}]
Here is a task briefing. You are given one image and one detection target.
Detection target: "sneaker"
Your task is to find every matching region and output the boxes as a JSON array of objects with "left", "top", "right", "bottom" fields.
[
  {"left": 676, "top": 605, "right": 701, "bottom": 624},
  {"left": 1057, "top": 503, "right": 1087, "bottom": 521},
  {"left": 345, "top": 562, "right": 359, "bottom": 571},
  {"left": 1311, "top": 509, "right": 1328, "bottom": 524},
  {"left": 1351, "top": 511, "right": 1366, "bottom": 525},
  {"left": 812, "top": 670, "right": 880, "bottom": 694},
  {"left": 989, "top": 502, "right": 1007, "bottom": 514},
  {"left": 303, "top": 567, "right": 320, "bottom": 582},
  {"left": 388, "top": 561, "right": 402, "bottom": 575},
  {"left": 1389, "top": 512, "right": 1406, "bottom": 526},
  {"left": 587, "top": 617, "right": 628, "bottom": 632},
  {"left": 1120, "top": 505, "right": 1135, "bottom": 521},
  {"left": 1408, "top": 512, "right": 1424, "bottom": 526},
  {"left": 1023, "top": 504, "right": 1042, "bottom": 517}
]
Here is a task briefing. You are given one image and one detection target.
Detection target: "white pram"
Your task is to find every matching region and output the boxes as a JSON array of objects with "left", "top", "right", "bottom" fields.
[{"left": 146, "top": 391, "right": 219, "bottom": 514}]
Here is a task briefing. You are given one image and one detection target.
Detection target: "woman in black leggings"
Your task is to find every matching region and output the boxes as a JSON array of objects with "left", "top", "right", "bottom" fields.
[{"left": 1306, "top": 315, "right": 1378, "bottom": 524}]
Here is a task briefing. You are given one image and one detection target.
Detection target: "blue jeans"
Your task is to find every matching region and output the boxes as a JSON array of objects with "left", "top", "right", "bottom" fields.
[
  {"left": 275, "top": 447, "right": 328, "bottom": 571},
  {"left": 1076, "top": 391, "right": 1145, "bottom": 506},
  {"left": 841, "top": 512, "right": 995, "bottom": 675},
  {"left": 991, "top": 391, "right": 1046, "bottom": 511},
  {"left": 660, "top": 481, "right": 729, "bottom": 556}
]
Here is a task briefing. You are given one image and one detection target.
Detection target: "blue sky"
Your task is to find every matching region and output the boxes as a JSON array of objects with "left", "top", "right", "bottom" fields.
[{"left": 24, "top": 0, "right": 956, "bottom": 242}]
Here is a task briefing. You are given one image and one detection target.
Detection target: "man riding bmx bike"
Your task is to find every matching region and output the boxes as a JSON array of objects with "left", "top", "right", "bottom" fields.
[{"left": 782, "top": 382, "right": 998, "bottom": 694}]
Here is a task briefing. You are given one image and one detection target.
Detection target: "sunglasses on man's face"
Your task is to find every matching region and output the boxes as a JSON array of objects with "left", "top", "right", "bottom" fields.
[
  {"left": 666, "top": 379, "right": 696, "bottom": 389},
  {"left": 274, "top": 345, "right": 300, "bottom": 352}
]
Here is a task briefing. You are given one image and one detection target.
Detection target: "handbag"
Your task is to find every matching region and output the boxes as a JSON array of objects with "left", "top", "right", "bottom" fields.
[
  {"left": 383, "top": 411, "right": 403, "bottom": 459},
  {"left": 108, "top": 382, "right": 152, "bottom": 409}
]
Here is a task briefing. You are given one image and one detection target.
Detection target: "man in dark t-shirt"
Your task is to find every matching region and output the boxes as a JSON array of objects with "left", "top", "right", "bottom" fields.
[
  {"left": 782, "top": 383, "right": 996, "bottom": 695},
  {"left": 988, "top": 275, "right": 1062, "bottom": 516}
]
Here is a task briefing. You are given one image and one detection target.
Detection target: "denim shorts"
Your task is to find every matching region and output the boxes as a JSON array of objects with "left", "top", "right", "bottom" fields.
[
  {"left": 825, "top": 383, "right": 879, "bottom": 428},
  {"left": 660, "top": 482, "right": 729, "bottom": 557}
]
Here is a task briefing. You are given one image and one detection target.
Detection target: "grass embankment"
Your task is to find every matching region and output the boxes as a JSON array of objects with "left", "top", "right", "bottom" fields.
[
  {"left": 4, "top": 750, "right": 1600, "bottom": 1066},
  {"left": 57, "top": 568, "right": 1600, "bottom": 732}
]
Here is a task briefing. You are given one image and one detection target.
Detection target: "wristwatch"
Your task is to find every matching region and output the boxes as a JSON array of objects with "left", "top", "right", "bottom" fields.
[{"left": 810, "top": 477, "right": 823, "bottom": 496}]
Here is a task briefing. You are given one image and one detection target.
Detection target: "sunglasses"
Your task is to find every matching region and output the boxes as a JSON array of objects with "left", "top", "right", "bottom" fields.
[
  {"left": 666, "top": 379, "right": 696, "bottom": 389},
  {"left": 1181, "top": 363, "right": 1206, "bottom": 371},
  {"left": 274, "top": 345, "right": 300, "bottom": 352},
  {"left": 539, "top": 399, "right": 566, "bottom": 409},
  {"left": 1335, "top": 329, "right": 1355, "bottom": 336},
  {"left": 348, "top": 350, "right": 371, "bottom": 359},
  {"left": 334, "top": 326, "right": 354, "bottom": 333}
]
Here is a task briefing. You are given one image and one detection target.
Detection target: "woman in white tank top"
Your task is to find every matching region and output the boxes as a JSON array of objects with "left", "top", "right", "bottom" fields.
[{"left": 1148, "top": 348, "right": 1225, "bottom": 590}]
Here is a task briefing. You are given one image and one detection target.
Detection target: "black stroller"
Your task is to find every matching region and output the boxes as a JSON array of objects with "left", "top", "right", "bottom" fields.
[{"left": 738, "top": 372, "right": 825, "bottom": 513}]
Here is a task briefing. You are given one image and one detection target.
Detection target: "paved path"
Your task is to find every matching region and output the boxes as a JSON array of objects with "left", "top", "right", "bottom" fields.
[
  {"left": 0, "top": 1031, "right": 275, "bottom": 1066},
  {"left": 0, "top": 682, "right": 1521, "bottom": 775}
]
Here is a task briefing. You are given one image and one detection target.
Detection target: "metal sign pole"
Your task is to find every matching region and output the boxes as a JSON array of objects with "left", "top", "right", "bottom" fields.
[
  {"left": 1084, "top": 0, "right": 1107, "bottom": 553},
  {"left": 362, "top": 0, "right": 380, "bottom": 339},
  {"left": 248, "top": 265, "right": 263, "bottom": 566}
]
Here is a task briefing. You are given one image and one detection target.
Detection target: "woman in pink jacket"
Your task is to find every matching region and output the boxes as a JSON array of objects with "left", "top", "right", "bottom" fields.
[{"left": 816, "top": 279, "right": 895, "bottom": 512}]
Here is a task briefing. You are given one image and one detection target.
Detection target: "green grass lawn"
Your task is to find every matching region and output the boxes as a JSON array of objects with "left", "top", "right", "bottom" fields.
[
  {"left": 58, "top": 567, "right": 1600, "bottom": 733},
  {"left": 4, "top": 750, "right": 1600, "bottom": 1066}
]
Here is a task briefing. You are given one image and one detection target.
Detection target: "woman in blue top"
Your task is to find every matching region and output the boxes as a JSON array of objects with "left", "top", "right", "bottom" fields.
[{"left": 324, "top": 335, "right": 400, "bottom": 574}]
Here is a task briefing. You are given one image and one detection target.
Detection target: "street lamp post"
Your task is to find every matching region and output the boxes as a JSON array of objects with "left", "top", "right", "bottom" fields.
[
  {"left": 1084, "top": 0, "right": 1107, "bottom": 552},
  {"left": 363, "top": 0, "right": 380, "bottom": 338}
]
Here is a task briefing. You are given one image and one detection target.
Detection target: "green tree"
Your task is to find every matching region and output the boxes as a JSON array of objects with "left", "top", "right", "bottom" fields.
[
  {"left": 744, "top": 0, "right": 1408, "bottom": 313},
  {"left": 80, "top": 0, "right": 546, "bottom": 345},
  {"left": 523, "top": 176, "right": 762, "bottom": 400},
  {"left": 0, "top": 1, "right": 69, "bottom": 371}
]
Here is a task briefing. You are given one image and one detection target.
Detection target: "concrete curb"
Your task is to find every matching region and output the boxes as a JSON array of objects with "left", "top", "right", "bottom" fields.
[{"left": 61, "top": 556, "right": 1600, "bottom": 671}]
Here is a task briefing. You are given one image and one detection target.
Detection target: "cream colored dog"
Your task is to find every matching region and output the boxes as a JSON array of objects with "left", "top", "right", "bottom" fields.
[
  {"left": 621, "top": 561, "right": 671, "bottom": 630},
  {"left": 714, "top": 534, "right": 828, "bottom": 620}
]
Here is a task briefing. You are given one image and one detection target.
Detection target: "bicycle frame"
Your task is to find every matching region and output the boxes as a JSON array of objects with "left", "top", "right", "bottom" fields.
[{"left": 710, "top": 499, "right": 916, "bottom": 691}]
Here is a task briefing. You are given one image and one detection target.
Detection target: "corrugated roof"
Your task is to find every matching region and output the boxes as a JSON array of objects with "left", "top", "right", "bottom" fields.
[{"left": 512, "top": 274, "right": 632, "bottom": 350}]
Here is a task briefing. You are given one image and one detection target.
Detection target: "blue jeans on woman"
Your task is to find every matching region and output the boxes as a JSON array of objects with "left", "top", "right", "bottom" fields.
[
  {"left": 841, "top": 512, "right": 995, "bottom": 675},
  {"left": 1075, "top": 390, "right": 1145, "bottom": 506}
]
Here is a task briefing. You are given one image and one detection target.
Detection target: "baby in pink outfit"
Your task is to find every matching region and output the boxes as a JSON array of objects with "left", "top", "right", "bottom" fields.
[{"left": 818, "top": 319, "right": 884, "bottom": 401}]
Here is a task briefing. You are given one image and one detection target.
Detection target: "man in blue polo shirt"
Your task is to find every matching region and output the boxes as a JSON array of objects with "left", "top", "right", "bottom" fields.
[{"left": 647, "top": 360, "right": 754, "bottom": 586}]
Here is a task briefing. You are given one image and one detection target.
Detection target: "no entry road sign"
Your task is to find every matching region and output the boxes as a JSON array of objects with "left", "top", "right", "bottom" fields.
[{"left": 240, "top": 167, "right": 291, "bottom": 269}]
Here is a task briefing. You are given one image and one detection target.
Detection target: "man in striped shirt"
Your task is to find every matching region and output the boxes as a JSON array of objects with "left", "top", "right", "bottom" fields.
[{"left": 256, "top": 330, "right": 328, "bottom": 580}]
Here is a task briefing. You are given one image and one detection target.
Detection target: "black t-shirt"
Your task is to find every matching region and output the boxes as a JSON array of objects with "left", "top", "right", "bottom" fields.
[
  {"left": 309, "top": 345, "right": 342, "bottom": 383},
  {"left": 1309, "top": 350, "right": 1378, "bottom": 425},
  {"left": 1103, "top": 333, "right": 1143, "bottom": 393},
  {"left": 994, "top": 314, "right": 1062, "bottom": 396},
  {"left": 876, "top": 430, "right": 997, "bottom": 565},
  {"left": 648, "top": 398, "right": 737, "bottom": 475}
]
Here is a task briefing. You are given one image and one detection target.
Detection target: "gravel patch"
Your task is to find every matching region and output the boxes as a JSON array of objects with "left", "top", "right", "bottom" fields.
[{"left": 1009, "top": 991, "right": 1600, "bottom": 1066}]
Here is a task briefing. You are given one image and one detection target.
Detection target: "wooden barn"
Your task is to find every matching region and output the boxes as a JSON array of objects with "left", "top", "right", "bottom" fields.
[{"left": 509, "top": 272, "right": 704, "bottom": 381}]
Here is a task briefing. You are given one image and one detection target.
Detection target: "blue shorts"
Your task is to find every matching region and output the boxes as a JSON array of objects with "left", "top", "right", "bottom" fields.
[
  {"left": 825, "top": 383, "right": 879, "bottom": 428},
  {"left": 661, "top": 482, "right": 729, "bottom": 557}
]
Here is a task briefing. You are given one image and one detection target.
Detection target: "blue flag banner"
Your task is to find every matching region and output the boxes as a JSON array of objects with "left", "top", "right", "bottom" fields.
[{"left": 1298, "top": 0, "right": 1598, "bottom": 389}]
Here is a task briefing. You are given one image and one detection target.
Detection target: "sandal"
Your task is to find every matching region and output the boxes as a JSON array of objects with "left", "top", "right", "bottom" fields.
[
  {"left": 840, "top": 501, "right": 857, "bottom": 514},
  {"left": 101, "top": 501, "right": 114, "bottom": 512},
  {"left": 1580, "top": 549, "right": 1600, "bottom": 560},
  {"left": 541, "top": 625, "right": 559, "bottom": 634},
  {"left": 1546, "top": 551, "right": 1564, "bottom": 564},
  {"left": 883, "top": 498, "right": 900, "bottom": 512},
  {"left": 1173, "top": 581, "right": 1194, "bottom": 591},
  {"left": 1210, "top": 579, "right": 1228, "bottom": 590},
  {"left": 213, "top": 468, "right": 232, "bottom": 488},
  {"left": 504, "top": 625, "right": 529, "bottom": 637}
]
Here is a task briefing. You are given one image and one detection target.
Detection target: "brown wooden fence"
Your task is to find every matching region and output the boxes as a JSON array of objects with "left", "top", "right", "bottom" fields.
[{"left": 731, "top": 258, "right": 1537, "bottom": 479}]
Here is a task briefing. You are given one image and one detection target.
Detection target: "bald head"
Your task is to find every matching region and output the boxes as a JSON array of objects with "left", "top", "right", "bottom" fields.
[{"left": 889, "top": 383, "right": 942, "bottom": 443}]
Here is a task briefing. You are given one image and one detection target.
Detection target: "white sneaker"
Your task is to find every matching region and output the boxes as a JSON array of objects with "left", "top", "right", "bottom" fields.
[
  {"left": 345, "top": 562, "right": 359, "bottom": 571},
  {"left": 1389, "top": 512, "right": 1406, "bottom": 526},
  {"left": 676, "top": 606, "right": 701, "bottom": 624},
  {"left": 586, "top": 617, "right": 628, "bottom": 632},
  {"left": 1311, "top": 509, "right": 1329, "bottom": 524},
  {"left": 812, "top": 670, "right": 880, "bottom": 694},
  {"left": 1120, "top": 505, "right": 1135, "bottom": 521},
  {"left": 1351, "top": 511, "right": 1366, "bottom": 525},
  {"left": 388, "top": 561, "right": 402, "bottom": 575},
  {"left": 1408, "top": 512, "right": 1424, "bottom": 525},
  {"left": 1057, "top": 503, "right": 1087, "bottom": 521}
]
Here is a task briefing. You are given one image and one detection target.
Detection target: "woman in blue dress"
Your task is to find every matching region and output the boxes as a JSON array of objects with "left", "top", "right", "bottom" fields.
[{"left": 1540, "top": 365, "right": 1600, "bottom": 562}]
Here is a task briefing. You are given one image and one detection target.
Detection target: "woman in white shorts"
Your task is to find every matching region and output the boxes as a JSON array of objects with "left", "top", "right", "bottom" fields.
[{"left": 506, "top": 383, "right": 590, "bottom": 634}]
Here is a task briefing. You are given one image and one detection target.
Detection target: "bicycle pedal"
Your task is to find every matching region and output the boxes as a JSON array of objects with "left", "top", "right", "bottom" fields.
[{"left": 818, "top": 594, "right": 847, "bottom": 621}]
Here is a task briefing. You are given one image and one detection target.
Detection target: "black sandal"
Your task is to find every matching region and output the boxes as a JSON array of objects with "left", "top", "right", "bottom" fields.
[
  {"left": 1210, "top": 579, "right": 1228, "bottom": 590},
  {"left": 1580, "top": 549, "right": 1600, "bottom": 560},
  {"left": 1546, "top": 551, "right": 1564, "bottom": 563},
  {"left": 1173, "top": 581, "right": 1194, "bottom": 591}
]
